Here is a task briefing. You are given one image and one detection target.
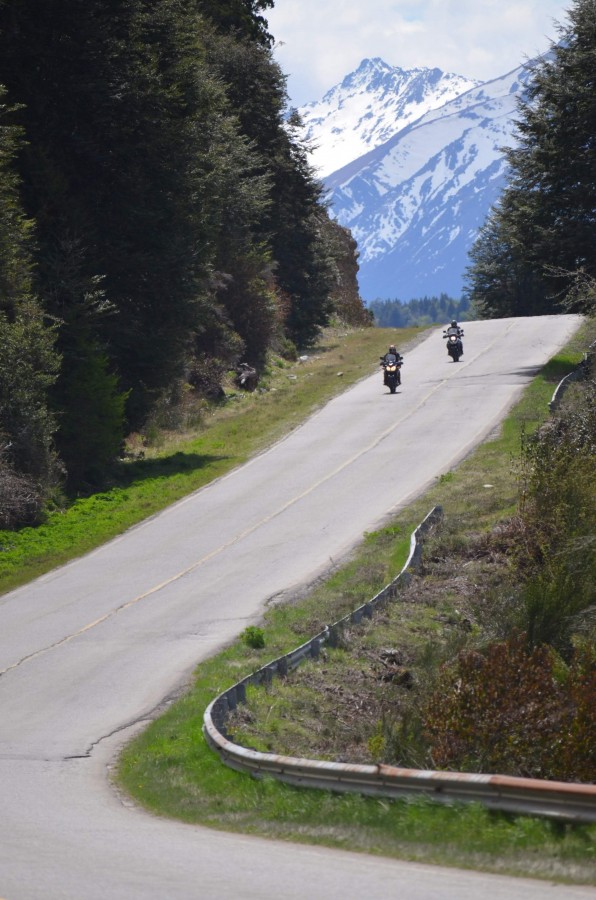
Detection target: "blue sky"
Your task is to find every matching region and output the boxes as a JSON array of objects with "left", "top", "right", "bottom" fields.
[{"left": 265, "top": 0, "right": 572, "bottom": 106}]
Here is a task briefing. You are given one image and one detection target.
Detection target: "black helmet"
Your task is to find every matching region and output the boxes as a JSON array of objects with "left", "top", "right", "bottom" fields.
[
  {"left": 389, "top": 344, "right": 396, "bottom": 352},
  {"left": 451, "top": 320, "right": 457, "bottom": 327}
]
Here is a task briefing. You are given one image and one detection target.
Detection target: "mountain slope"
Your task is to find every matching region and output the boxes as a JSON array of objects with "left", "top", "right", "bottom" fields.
[
  {"left": 301, "top": 62, "right": 533, "bottom": 302},
  {"left": 299, "top": 58, "right": 480, "bottom": 177}
]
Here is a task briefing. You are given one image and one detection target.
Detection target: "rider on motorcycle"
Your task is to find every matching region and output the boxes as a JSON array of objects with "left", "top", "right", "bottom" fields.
[
  {"left": 380, "top": 344, "right": 402, "bottom": 386},
  {"left": 446, "top": 320, "right": 463, "bottom": 337},
  {"left": 381, "top": 344, "right": 401, "bottom": 365},
  {"left": 445, "top": 321, "right": 464, "bottom": 355}
]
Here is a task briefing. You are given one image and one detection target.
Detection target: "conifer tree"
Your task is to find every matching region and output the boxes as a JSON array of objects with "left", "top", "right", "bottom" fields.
[
  {"left": 0, "top": 0, "right": 362, "bottom": 493},
  {"left": 465, "top": 203, "right": 547, "bottom": 318},
  {"left": 196, "top": 0, "right": 273, "bottom": 46},
  {"left": 0, "top": 0, "right": 229, "bottom": 439},
  {"left": 204, "top": 34, "right": 337, "bottom": 349},
  {"left": 0, "top": 88, "right": 60, "bottom": 523},
  {"left": 467, "top": 0, "right": 596, "bottom": 316}
]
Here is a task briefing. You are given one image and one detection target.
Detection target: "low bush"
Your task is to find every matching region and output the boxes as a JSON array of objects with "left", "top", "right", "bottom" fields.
[
  {"left": 422, "top": 634, "right": 596, "bottom": 782},
  {"left": 241, "top": 625, "right": 265, "bottom": 649}
]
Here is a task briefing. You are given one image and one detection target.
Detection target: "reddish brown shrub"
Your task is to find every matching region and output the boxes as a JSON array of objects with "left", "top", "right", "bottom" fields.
[
  {"left": 556, "top": 641, "right": 596, "bottom": 782},
  {"left": 423, "top": 634, "right": 595, "bottom": 782}
]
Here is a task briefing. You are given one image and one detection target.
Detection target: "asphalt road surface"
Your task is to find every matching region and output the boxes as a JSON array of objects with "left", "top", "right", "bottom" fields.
[{"left": 1, "top": 315, "right": 593, "bottom": 900}]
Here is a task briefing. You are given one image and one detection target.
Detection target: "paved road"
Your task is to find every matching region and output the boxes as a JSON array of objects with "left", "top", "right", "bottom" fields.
[{"left": 1, "top": 315, "right": 592, "bottom": 900}]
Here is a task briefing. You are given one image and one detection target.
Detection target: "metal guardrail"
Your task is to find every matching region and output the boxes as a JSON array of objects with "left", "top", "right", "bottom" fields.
[
  {"left": 203, "top": 506, "right": 596, "bottom": 823},
  {"left": 204, "top": 726, "right": 596, "bottom": 823},
  {"left": 549, "top": 339, "right": 594, "bottom": 411}
]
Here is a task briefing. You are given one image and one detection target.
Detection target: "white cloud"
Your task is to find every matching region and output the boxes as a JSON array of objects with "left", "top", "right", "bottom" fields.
[{"left": 266, "top": 0, "right": 569, "bottom": 105}]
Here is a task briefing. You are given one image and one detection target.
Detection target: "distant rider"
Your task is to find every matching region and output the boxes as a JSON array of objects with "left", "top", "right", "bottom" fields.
[
  {"left": 445, "top": 320, "right": 464, "bottom": 355},
  {"left": 380, "top": 344, "right": 402, "bottom": 385},
  {"left": 381, "top": 344, "right": 401, "bottom": 365},
  {"left": 446, "top": 320, "right": 463, "bottom": 337}
]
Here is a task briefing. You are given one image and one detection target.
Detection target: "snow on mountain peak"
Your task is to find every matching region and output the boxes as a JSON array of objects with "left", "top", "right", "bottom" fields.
[
  {"left": 322, "top": 63, "right": 534, "bottom": 301},
  {"left": 298, "top": 59, "right": 480, "bottom": 177}
]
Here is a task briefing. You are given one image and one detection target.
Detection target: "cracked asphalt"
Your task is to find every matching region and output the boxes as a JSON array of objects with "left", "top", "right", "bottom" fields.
[{"left": 1, "top": 315, "right": 592, "bottom": 900}]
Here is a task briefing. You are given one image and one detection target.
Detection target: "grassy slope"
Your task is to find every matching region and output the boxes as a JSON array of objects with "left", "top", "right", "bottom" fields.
[
  {"left": 116, "top": 322, "right": 596, "bottom": 885},
  {"left": 1, "top": 320, "right": 593, "bottom": 882},
  {"left": 0, "top": 326, "right": 416, "bottom": 594}
]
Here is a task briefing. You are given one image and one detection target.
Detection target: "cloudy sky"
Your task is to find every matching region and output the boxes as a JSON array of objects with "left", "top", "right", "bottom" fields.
[{"left": 266, "top": 0, "right": 572, "bottom": 106}]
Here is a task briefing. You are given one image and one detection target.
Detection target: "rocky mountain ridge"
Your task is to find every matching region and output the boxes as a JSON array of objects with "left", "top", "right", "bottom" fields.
[
  {"left": 298, "top": 58, "right": 533, "bottom": 301},
  {"left": 299, "top": 57, "right": 480, "bottom": 177}
]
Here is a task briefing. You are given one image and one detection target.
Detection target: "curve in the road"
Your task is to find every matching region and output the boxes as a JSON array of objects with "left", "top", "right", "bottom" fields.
[{"left": 1, "top": 315, "right": 592, "bottom": 900}]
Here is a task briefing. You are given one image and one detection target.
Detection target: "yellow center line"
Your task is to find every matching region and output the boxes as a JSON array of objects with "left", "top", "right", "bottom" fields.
[{"left": 1, "top": 325, "right": 513, "bottom": 678}]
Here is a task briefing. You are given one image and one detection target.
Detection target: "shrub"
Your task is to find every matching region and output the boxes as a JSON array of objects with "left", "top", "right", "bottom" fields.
[
  {"left": 241, "top": 625, "right": 265, "bottom": 649},
  {"left": 516, "top": 373, "right": 595, "bottom": 656},
  {"left": 422, "top": 633, "right": 596, "bottom": 782},
  {"left": 0, "top": 458, "right": 43, "bottom": 528},
  {"left": 557, "top": 640, "right": 596, "bottom": 783}
]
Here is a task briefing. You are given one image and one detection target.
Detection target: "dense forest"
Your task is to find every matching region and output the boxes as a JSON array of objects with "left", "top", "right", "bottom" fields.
[
  {"left": 465, "top": 0, "right": 596, "bottom": 320},
  {"left": 0, "top": 0, "right": 369, "bottom": 521},
  {"left": 2, "top": 0, "right": 595, "bottom": 534},
  {"left": 369, "top": 294, "right": 470, "bottom": 328}
]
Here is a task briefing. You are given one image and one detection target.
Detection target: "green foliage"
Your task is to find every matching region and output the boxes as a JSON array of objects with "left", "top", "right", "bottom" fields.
[
  {"left": 203, "top": 30, "right": 354, "bottom": 352},
  {"left": 265, "top": 126, "right": 339, "bottom": 349},
  {"left": 464, "top": 202, "right": 548, "bottom": 318},
  {"left": 369, "top": 294, "right": 469, "bottom": 328},
  {"left": 0, "top": 305, "right": 59, "bottom": 476},
  {"left": 367, "top": 723, "right": 386, "bottom": 761},
  {"left": 278, "top": 338, "right": 298, "bottom": 361},
  {"left": 517, "top": 376, "right": 596, "bottom": 655},
  {"left": 420, "top": 345, "right": 596, "bottom": 780},
  {"left": 0, "top": 0, "right": 220, "bottom": 434},
  {"left": 466, "top": 0, "right": 596, "bottom": 316},
  {"left": 52, "top": 339, "right": 128, "bottom": 490},
  {"left": 241, "top": 625, "right": 265, "bottom": 649},
  {"left": 0, "top": 0, "right": 351, "bottom": 489},
  {"left": 196, "top": 0, "right": 274, "bottom": 46},
  {"left": 0, "top": 88, "right": 61, "bottom": 524}
]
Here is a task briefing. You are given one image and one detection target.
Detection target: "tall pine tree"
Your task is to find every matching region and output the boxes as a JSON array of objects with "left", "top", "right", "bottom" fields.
[
  {"left": 0, "top": 87, "right": 60, "bottom": 523},
  {"left": 203, "top": 30, "right": 338, "bottom": 349},
  {"left": 466, "top": 0, "right": 596, "bottom": 317},
  {"left": 0, "top": 0, "right": 238, "bottom": 472}
]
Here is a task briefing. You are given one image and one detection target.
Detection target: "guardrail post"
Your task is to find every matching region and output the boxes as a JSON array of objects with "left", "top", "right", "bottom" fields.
[
  {"left": 327, "top": 624, "right": 340, "bottom": 648},
  {"left": 277, "top": 656, "right": 288, "bottom": 678},
  {"left": 236, "top": 682, "right": 247, "bottom": 704}
]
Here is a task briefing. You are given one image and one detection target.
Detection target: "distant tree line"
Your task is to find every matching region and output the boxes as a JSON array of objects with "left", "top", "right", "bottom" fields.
[
  {"left": 369, "top": 294, "right": 470, "bottom": 328},
  {"left": 0, "top": 0, "right": 369, "bottom": 520},
  {"left": 465, "top": 0, "right": 596, "bottom": 319}
]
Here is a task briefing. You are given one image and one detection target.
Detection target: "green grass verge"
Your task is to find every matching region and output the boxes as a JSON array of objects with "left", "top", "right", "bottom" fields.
[
  {"left": 117, "top": 321, "right": 595, "bottom": 884},
  {"left": 0, "top": 326, "right": 420, "bottom": 594}
]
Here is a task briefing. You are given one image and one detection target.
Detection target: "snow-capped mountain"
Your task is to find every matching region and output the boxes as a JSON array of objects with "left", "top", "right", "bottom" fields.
[
  {"left": 300, "top": 58, "right": 480, "bottom": 177},
  {"left": 298, "top": 60, "right": 532, "bottom": 302}
]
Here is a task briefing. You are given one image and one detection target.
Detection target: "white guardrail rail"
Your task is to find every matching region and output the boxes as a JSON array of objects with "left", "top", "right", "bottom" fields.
[
  {"left": 549, "top": 338, "right": 594, "bottom": 411},
  {"left": 204, "top": 504, "right": 596, "bottom": 823}
]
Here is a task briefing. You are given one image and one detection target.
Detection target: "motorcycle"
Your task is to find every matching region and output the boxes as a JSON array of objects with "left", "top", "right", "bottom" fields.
[
  {"left": 443, "top": 327, "right": 464, "bottom": 362},
  {"left": 380, "top": 353, "right": 403, "bottom": 393}
]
